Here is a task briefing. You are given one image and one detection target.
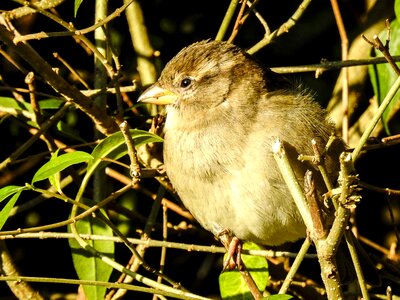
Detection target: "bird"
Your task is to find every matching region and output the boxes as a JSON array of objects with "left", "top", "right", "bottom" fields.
[{"left": 138, "top": 39, "right": 343, "bottom": 249}]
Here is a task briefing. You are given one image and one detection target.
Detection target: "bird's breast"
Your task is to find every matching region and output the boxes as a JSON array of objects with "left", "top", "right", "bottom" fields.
[{"left": 162, "top": 124, "right": 306, "bottom": 245}]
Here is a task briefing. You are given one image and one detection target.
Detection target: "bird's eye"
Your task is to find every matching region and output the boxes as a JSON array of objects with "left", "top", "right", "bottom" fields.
[{"left": 180, "top": 78, "right": 192, "bottom": 88}]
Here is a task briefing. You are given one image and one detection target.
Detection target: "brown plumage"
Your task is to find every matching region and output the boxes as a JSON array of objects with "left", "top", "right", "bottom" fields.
[{"left": 138, "top": 39, "right": 343, "bottom": 246}]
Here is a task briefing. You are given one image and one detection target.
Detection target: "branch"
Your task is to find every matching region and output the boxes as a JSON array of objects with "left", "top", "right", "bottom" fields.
[
  {"left": 247, "top": 0, "right": 313, "bottom": 55},
  {"left": 0, "top": 241, "right": 44, "bottom": 300},
  {"left": 215, "top": 0, "right": 240, "bottom": 41},
  {"left": 0, "top": 275, "right": 211, "bottom": 300},
  {"left": 11, "top": 0, "right": 135, "bottom": 42},
  {"left": 352, "top": 74, "right": 400, "bottom": 161},
  {"left": 0, "top": 18, "right": 119, "bottom": 136},
  {"left": 273, "top": 139, "right": 344, "bottom": 299},
  {"left": 4, "top": 0, "right": 66, "bottom": 20},
  {"left": 271, "top": 56, "right": 400, "bottom": 74}
]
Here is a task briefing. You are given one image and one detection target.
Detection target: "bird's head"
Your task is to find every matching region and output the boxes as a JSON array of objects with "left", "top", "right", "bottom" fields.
[{"left": 138, "top": 40, "right": 267, "bottom": 117}]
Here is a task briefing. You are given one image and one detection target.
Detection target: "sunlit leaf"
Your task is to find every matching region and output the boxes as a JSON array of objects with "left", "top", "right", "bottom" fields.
[
  {"left": 38, "top": 99, "right": 65, "bottom": 110},
  {"left": 69, "top": 211, "right": 114, "bottom": 300},
  {"left": 74, "top": 0, "right": 83, "bottom": 17},
  {"left": 0, "top": 97, "right": 31, "bottom": 112},
  {"left": 369, "top": 18, "right": 400, "bottom": 134},
  {"left": 267, "top": 295, "right": 293, "bottom": 300},
  {"left": 86, "top": 129, "right": 163, "bottom": 177},
  {"left": 48, "top": 149, "right": 62, "bottom": 193},
  {"left": 395, "top": 0, "right": 400, "bottom": 20},
  {"left": 0, "top": 185, "right": 27, "bottom": 230},
  {"left": 219, "top": 242, "right": 269, "bottom": 299},
  {"left": 0, "top": 97, "right": 33, "bottom": 121},
  {"left": 32, "top": 151, "right": 93, "bottom": 184},
  {"left": 0, "top": 185, "right": 25, "bottom": 202}
]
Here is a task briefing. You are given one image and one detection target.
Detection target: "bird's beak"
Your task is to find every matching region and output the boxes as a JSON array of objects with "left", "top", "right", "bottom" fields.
[{"left": 138, "top": 85, "right": 178, "bottom": 105}]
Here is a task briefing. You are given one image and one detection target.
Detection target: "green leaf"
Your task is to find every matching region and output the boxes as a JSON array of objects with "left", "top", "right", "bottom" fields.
[
  {"left": 87, "top": 129, "right": 163, "bottom": 176},
  {"left": 0, "top": 97, "right": 31, "bottom": 112},
  {"left": 48, "top": 150, "right": 62, "bottom": 193},
  {"left": 219, "top": 242, "right": 269, "bottom": 300},
  {"left": 32, "top": 151, "right": 93, "bottom": 184},
  {"left": 0, "top": 97, "right": 64, "bottom": 113},
  {"left": 0, "top": 97, "right": 33, "bottom": 120},
  {"left": 69, "top": 212, "right": 114, "bottom": 300},
  {"left": 0, "top": 185, "right": 26, "bottom": 230},
  {"left": 38, "top": 99, "right": 65, "bottom": 110},
  {"left": 74, "top": 0, "right": 83, "bottom": 17},
  {"left": 74, "top": 129, "right": 162, "bottom": 203},
  {"left": 0, "top": 185, "right": 25, "bottom": 202},
  {"left": 369, "top": 18, "right": 400, "bottom": 134},
  {"left": 395, "top": 0, "right": 400, "bottom": 20},
  {"left": 266, "top": 295, "right": 293, "bottom": 300}
]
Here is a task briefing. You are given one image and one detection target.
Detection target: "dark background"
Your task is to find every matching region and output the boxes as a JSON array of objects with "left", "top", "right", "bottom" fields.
[{"left": 1, "top": 0, "right": 399, "bottom": 299}]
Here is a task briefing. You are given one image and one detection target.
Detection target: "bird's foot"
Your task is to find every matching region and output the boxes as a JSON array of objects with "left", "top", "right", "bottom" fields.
[{"left": 217, "top": 228, "right": 243, "bottom": 271}]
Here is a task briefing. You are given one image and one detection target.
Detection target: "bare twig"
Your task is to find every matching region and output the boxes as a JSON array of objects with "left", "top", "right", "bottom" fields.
[
  {"left": 6, "top": 2, "right": 116, "bottom": 76},
  {"left": 53, "top": 52, "right": 91, "bottom": 89},
  {"left": 273, "top": 140, "right": 345, "bottom": 299},
  {"left": 215, "top": 0, "right": 240, "bottom": 41},
  {"left": 278, "top": 238, "right": 311, "bottom": 294},
  {"left": 362, "top": 30, "right": 400, "bottom": 75},
  {"left": 271, "top": 55, "right": 400, "bottom": 74},
  {"left": 227, "top": 0, "right": 264, "bottom": 43},
  {"left": 0, "top": 241, "right": 44, "bottom": 300},
  {"left": 227, "top": 0, "right": 248, "bottom": 43},
  {"left": 4, "top": 0, "right": 66, "bottom": 20},
  {"left": 0, "top": 103, "right": 71, "bottom": 171},
  {"left": 124, "top": 0, "right": 157, "bottom": 87},
  {"left": 0, "top": 275, "right": 209, "bottom": 300},
  {"left": 352, "top": 75, "right": 400, "bottom": 161},
  {"left": 247, "top": 0, "right": 312, "bottom": 55},
  {"left": 304, "top": 171, "right": 327, "bottom": 239},
  {"left": 330, "top": 0, "right": 349, "bottom": 144},
  {"left": 0, "top": 18, "right": 119, "bottom": 135},
  {"left": 119, "top": 121, "right": 141, "bottom": 179},
  {"left": 359, "top": 181, "right": 400, "bottom": 196},
  {"left": 9, "top": 1, "right": 134, "bottom": 42},
  {"left": 0, "top": 231, "right": 317, "bottom": 259}
]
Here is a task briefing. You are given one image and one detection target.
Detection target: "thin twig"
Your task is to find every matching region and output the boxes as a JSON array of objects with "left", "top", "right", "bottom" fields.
[
  {"left": 0, "top": 231, "right": 317, "bottom": 258},
  {"left": 4, "top": 0, "right": 66, "bottom": 20},
  {"left": 0, "top": 17, "right": 119, "bottom": 135},
  {"left": 278, "top": 238, "right": 311, "bottom": 294},
  {"left": 304, "top": 171, "right": 327, "bottom": 239},
  {"left": 0, "top": 103, "right": 71, "bottom": 171},
  {"left": 152, "top": 203, "right": 168, "bottom": 300},
  {"left": 273, "top": 140, "right": 345, "bottom": 299},
  {"left": 362, "top": 32, "right": 400, "bottom": 75},
  {"left": 10, "top": 1, "right": 134, "bottom": 43},
  {"left": 0, "top": 275, "right": 210, "bottom": 300},
  {"left": 330, "top": 0, "right": 349, "bottom": 143},
  {"left": 119, "top": 121, "right": 141, "bottom": 179},
  {"left": 25, "top": 72, "right": 41, "bottom": 125},
  {"left": 247, "top": 0, "right": 312, "bottom": 55},
  {"left": 0, "top": 241, "right": 44, "bottom": 300},
  {"left": 227, "top": 0, "right": 248, "bottom": 43},
  {"left": 271, "top": 55, "right": 400, "bottom": 74},
  {"left": 352, "top": 74, "right": 400, "bottom": 161},
  {"left": 124, "top": 0, "right": 157, "bottom": 87},
  {"left": 25, "top": 71, "right": 58, "bottom": 153},
  {"left": 53, "top": 52, "right": 91, "bottom": 89},
  {"left": 215, "top": 0, "right": 240, "bottom": 41}
]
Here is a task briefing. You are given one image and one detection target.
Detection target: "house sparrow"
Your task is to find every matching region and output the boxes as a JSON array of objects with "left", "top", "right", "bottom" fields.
[{"left": 138, "top": 39, "right": 342, "bottom": 247}]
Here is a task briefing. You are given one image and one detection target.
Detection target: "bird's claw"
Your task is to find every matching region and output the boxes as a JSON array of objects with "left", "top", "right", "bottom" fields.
[
  {"left": 217, "top": 229, "right": 243, "bottom": 271},
  {"left": 223, "top": 237, "right": 243, "bottom": 271}
]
